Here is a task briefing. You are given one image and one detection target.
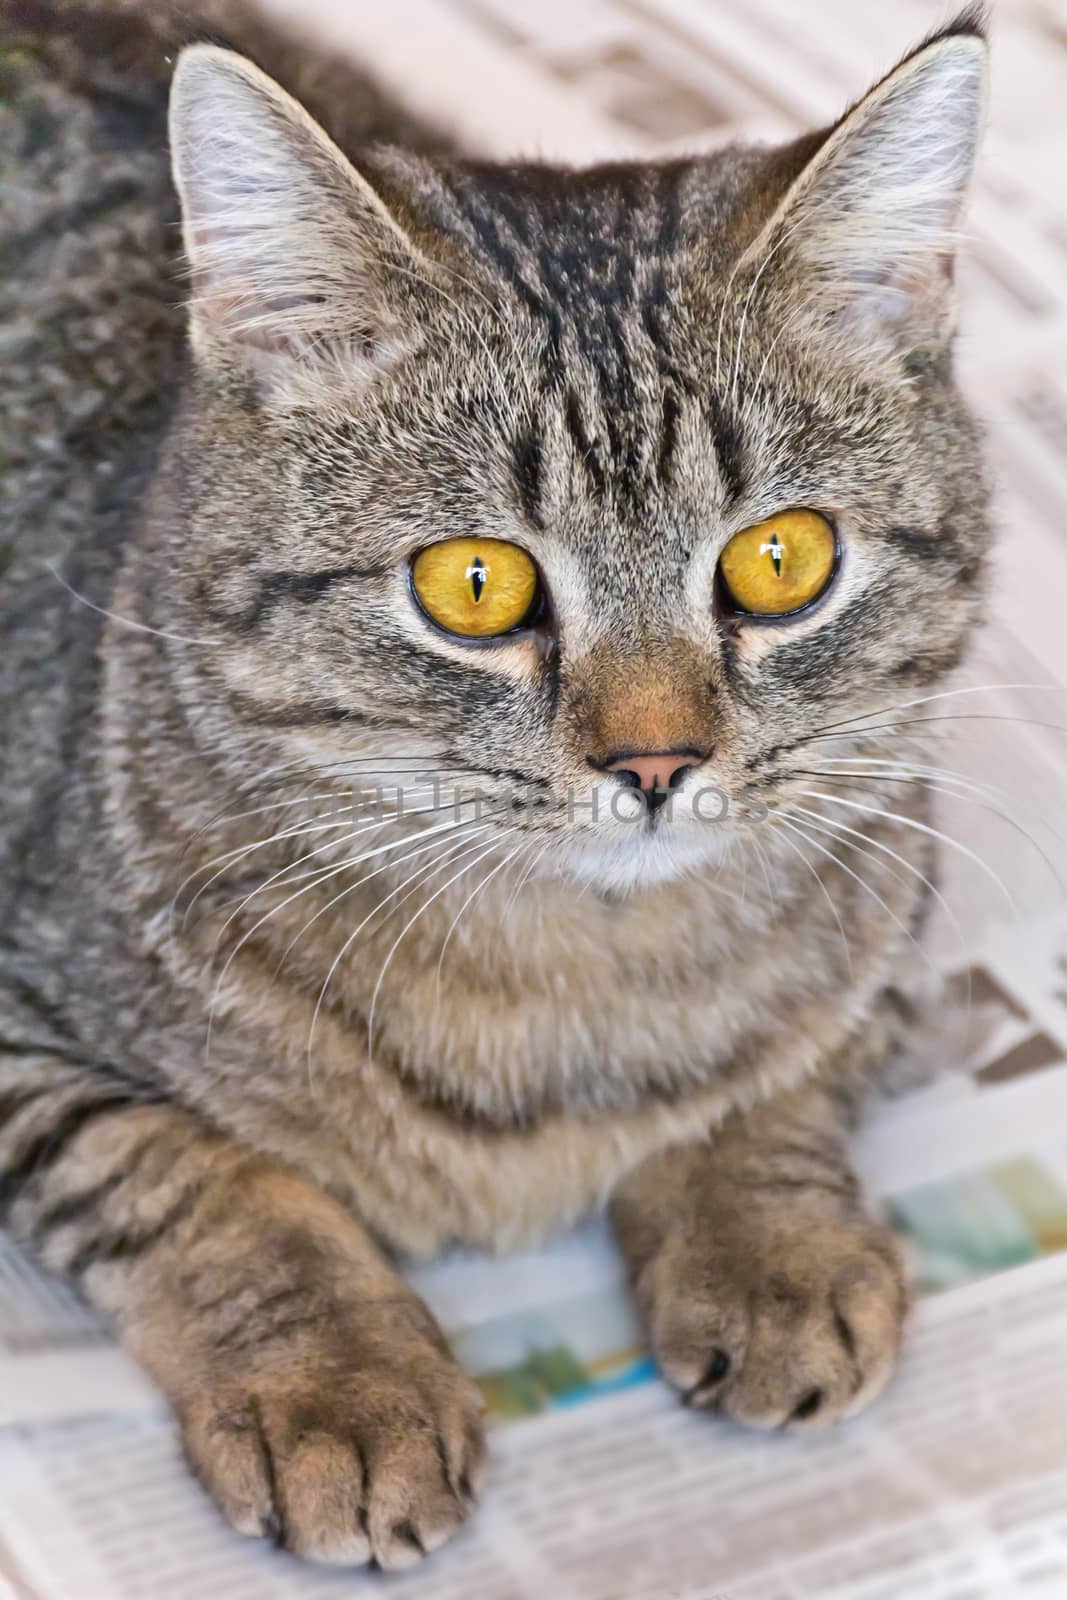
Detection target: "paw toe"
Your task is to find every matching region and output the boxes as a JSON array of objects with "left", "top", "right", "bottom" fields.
[
  {"left": 650, "top": 1226, "right": 907, "bottom": 1432},
  {"left": 271, "top": 1432, "right": 372, "bottom": 1566},
  {"left": 180, "top": 1369, "right": 484, "bottom": 1570},
  {"left": 365, "top": 1444, "right": 472, "bottom": 1572}
]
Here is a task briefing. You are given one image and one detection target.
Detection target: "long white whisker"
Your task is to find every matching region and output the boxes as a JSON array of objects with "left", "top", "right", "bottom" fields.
[
  {"left": 189, "top": 776, "right": 445, "bottom": 841},
  {"left": 813, "top": 682, "right": 1059, "bottom": 738},
  {"left": 742, "top": 298, "right": 815, "bottom": 425},
  {"left": 784, "top": 801, "right": 975, "bottom": 1042},
  {"left": 210, "top": 805, "right": 483, "bottom": 969},
  {"left": 203, "top": 756, "right": 453, "bottom": 817},
  {"left": 733, "top": 831, "right": 750, "bottom": 908},
  {"left": 366, "top": 833, "right": 516, "bottom": 1059},
  {"left": 801, "top": 766, "right": 1067, "bottom": 891},
  {"left": 747, "top": 828, "right": 778, "bottom": 908},
  {"left": 174, "top": 763, "right": 459, "bottom": 874},
  {"left": 768, "top": 821, "right": 853, "bottom": 977},
  {"left": 47, "top": 561, "right": 222, "bottom": 647},
  {"left": 803, "top": 756, "right": 1001, "bottom": 801},
  {"left": 178, "top": 808, "right": 387, "bottom": 925},
  {"left": 729, "top": 213, "right": 810, "bottom": 409},
  {"left": 787, "top": 801, "right": 968, "bottom": 958},
  {"left": 182, "top": 796, "right": 463, "bottom": 932},
  {"left": 499, "top": 839, "right": 545, "bottom": 924},
  {"left": 808, "top": 712, "right": 1067, "bottom": 746},
  {"left": 177, "top": 814, "right": 370, "bottom": 928},
  {"left": 276, "top": 820, "right": 489, "bottom": 974},
  {"left": 301, "top": 828, "right": 493, "bottom": 1099},
  {"left": 776, "top": 815, "right": 936, "bottom": 975},
  {"left": 208, "top": 797, "right": 451, "bottom": 924},
  {"left": 304, "top": 826, "right": 500, "bottom": 1078},
  {"left": 434, "top": 839, "right": 529, "bottom": 992},
  {"left": 795, "top": 788, "right": 1017, "bottom": 913},
  {"left": 204, "top": 810, "right": 487, "bottom": 1064}
]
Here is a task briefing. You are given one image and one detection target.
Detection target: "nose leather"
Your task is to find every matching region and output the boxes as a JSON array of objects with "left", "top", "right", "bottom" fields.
[{"left": 605, "top": 753, "right": 694, "bottom": 794}]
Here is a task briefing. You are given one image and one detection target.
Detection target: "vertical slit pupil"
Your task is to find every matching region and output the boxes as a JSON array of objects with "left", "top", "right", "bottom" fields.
[
  {"left": 760, "top": 537, "right": 785, "bottom": 578},
  {"left": 468, "top": 556, "right": 487, "bottom": 603}
]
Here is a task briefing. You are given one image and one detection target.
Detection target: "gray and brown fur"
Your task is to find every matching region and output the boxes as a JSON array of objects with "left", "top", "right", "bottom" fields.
[{"left": 2, "top": 0, "right": 989, "bottom": 1571}]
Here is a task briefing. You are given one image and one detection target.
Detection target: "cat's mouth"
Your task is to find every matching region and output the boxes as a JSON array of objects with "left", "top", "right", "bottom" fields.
[{"left": 554, "top": 806, "right": 733, "bottom": 895}]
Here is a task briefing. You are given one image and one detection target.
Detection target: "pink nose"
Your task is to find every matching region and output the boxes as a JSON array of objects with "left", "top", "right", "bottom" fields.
[{"left": 605, "top": 751, "right": 699, "bottom": 798}]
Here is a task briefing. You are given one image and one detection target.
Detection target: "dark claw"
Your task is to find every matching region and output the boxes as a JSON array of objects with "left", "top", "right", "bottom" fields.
[
  {"left": 790, "top": 1387, "right": 824, "bottom": 1423},
  {"left": 261, "top": 1510, "right": 285, "bottom": 1548},
  {"left": 683, "top": 1348, "right": 732, "bottom": 1406},
  {"left": 703, "top": 1348, "right": 732, "bottom": 1386},
  {"left": 392, "top": 1519, "right": 425, "bottom": 1555},
  {"left": 833, "top": 1305, "right": 857, "bottom": 1359}
]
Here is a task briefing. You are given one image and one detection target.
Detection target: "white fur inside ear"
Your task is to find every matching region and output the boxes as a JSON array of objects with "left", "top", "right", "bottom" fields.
[
  {"left": 756, "top": 33, "right": 987, "bottom": 356},
  {"left": 169, "top": 45, "right": 419, "bottom": 383}
]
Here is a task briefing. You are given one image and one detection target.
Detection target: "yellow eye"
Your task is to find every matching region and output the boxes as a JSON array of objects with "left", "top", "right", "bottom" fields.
[
  {"left": 718, "top": 509, "right": 837, "bottom": 617},
  {"left": 411, "top": 537, "right": 540, "bottom": 639}
]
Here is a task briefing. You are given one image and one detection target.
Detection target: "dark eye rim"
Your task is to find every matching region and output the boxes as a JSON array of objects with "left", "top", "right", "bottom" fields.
[
  {"left": 407, "top": 544, "right": 549, "bottom": 646},
  {"left": 714, "top": 509, "right": 842, "bottom": 623}
]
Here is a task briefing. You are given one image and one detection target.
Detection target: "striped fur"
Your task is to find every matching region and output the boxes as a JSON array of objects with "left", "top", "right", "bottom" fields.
[{"left": 2, "top": 0, "right": 987, "bottom": 1569}]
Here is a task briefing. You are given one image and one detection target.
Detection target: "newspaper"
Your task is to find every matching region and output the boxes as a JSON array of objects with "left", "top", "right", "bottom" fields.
[
  {"left": 5, "top": 0, "right": 1067, "bottom": 1596},
  {"left": 5, "top": 1017, "right": 1067, "bottom": 1599}
]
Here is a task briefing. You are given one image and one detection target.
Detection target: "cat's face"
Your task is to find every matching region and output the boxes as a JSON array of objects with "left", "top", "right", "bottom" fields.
[{"left": 167, "top": 22, "right": 988, "bottom": 895}]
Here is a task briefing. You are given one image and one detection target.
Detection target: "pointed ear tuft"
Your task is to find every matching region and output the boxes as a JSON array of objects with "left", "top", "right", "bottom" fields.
[
  {"left": 922, "top": 4, "right": 988, "bottom": 46},
  {"left": 744, "top": 25, "right": 988, "bottom": 363},
  {"left": 169, "top": 45, "right": 422, "bottom": 386}
]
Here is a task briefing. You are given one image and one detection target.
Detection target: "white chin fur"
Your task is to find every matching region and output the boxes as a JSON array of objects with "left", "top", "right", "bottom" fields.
[{"left": 554, "top": 824, "right": 731, "bottom": 897}]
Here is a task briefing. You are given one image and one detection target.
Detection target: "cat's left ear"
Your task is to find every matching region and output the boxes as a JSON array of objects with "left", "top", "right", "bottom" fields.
[{"left": 745, "top": 11, "right": 988, "bottom": 362}]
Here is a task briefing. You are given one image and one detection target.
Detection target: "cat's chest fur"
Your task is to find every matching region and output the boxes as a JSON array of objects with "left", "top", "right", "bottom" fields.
[{"left": 169, "top": 853, "right": 903, "bottom": 1256}]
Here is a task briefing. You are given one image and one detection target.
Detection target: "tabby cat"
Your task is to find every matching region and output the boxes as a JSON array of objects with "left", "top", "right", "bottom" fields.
[{"left": 1, "top": 0, "right": 989, "bottom": 1571}]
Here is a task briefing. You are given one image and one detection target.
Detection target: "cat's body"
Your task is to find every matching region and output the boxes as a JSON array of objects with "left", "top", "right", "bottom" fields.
[{"left": 2, "top": 0, "right": 988, "bottom": 1572}]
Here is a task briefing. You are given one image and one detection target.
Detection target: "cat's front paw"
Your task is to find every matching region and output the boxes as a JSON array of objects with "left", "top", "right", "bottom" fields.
[
  {"left": 174, "top": 1308, "right": 486, "bottom": 1569},
  {"left": 637, "top": 1209, "right": 908, "bottom": 1430}
]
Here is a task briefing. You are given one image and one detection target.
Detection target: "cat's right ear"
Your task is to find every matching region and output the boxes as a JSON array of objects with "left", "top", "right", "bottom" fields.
[{"left": 169, "top": 45, "right": 424, "bottom": 389}]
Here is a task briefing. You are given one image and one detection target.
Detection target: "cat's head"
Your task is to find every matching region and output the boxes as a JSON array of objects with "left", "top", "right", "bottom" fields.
[{"left": 165, "top": 11, "right": 989, "bottom": 896}]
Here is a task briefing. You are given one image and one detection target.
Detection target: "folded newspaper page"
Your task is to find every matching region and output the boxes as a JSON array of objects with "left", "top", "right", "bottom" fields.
[{"left": 5, "top": 1, "right": 1067, "bottom": 1597}]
